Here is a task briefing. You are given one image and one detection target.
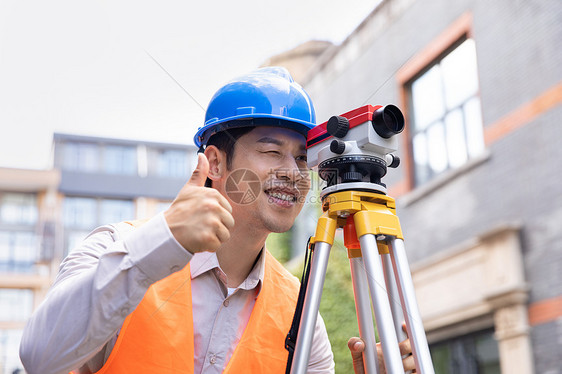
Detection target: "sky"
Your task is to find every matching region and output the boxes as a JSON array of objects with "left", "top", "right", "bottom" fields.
[{"left": 0, "top": 0, "right": 382, "bottom": 170}]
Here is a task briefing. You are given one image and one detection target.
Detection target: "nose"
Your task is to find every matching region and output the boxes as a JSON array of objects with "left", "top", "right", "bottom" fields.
[{"left": 273, "top": 156, "right": 310, "bottom": 188}]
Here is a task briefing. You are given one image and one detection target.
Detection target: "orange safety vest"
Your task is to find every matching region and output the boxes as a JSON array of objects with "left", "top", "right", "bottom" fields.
[{"left": 93, "top": 250, "right": 300, "bottom": 373}]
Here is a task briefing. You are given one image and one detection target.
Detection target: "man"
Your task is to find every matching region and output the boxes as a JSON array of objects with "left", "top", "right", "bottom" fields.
[{"left": 20, "top": 67, "right": 413, "bottom": 373}]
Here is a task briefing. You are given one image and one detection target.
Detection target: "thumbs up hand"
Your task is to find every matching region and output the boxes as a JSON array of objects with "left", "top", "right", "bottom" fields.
[{"left": 164, "top": 153, "right": 235, "bottom": 253}]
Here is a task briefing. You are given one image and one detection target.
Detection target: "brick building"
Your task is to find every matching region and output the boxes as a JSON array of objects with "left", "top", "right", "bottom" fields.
[{"left": 292, "top": 0, "right": 561, "bottom": 372}]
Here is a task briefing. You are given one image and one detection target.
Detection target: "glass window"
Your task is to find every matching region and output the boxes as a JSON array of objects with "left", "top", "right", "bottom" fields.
[
  {"left": 0, "top": 329, "right": 25, "bottom": 374},
  {"left": 158, "top": 149, "right": 188, "bottom": 178},
  {"left": 0, "top": 289, "right": 33, "bottom": 322},
  {"left": 0, "top": 193, "right": 37, "bottom": 225},
  {"left": 62, "top": 197, "right": 135, "bottom": 256},
  {"left": 430, "top": 329, "right": 500, "bottom": 374},
  {"left": 63, "top": 142, "right": 100, "bottom": 172},
  {"left": 65, "top": 230, "right": 91, "bottom": 255},
  {"left": 104, "top": 145, "right": 137, "bottom": 175},
  {"left": 100, "top": 199, "right": 135, "bottom": 224},
  {"left": 0, "top": 231, "right": 38, "bottom": 273},
  {"left": 63, "top": 197, "right": 97, "bottom": 229},
  {"left": 409, "top": 38, "right": 484, "bottom": 186}
]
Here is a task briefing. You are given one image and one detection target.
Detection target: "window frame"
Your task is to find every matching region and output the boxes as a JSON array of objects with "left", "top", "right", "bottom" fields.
[
  {"left": 406, "top": 36, "right": 484, "bottom": 186},
  {"left": 397, "top": 12, "right": 482, "bottom": 192}
]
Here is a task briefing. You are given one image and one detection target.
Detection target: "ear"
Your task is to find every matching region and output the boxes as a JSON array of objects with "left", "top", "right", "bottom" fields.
[{"left": 204, "top": 145, "right": 226, "bottom": 181}]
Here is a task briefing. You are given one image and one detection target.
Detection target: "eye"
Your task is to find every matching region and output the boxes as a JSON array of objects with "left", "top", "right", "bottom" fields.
[
  {"left": 264, "top": 150, "right": 282, "bottom": 156},
  {"left": 296, "top": 155, "right": 307, "bottom": 163}
]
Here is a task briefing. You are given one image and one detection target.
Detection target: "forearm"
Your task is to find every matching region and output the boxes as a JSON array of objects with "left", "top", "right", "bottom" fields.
[{"left": 20, "top": 213, "right": 190, "bottom": 374}]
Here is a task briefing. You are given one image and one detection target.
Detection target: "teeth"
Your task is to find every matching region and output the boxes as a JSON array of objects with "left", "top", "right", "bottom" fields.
[{"left": 268, "top": 191, "right": 294, "bottom": 202}]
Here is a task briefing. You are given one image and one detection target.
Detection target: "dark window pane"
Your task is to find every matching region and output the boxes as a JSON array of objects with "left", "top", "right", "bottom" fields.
[
  {"left": 431, "top": 344, "right": 452, "bottom": 374},
  {"left": 430, "top": 330, "right": 500, "bottom": 374}
]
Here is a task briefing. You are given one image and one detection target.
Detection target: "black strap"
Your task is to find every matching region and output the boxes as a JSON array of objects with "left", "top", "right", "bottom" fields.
[{"left": 285, "top": 238, "right": 314, "bottom": 374}]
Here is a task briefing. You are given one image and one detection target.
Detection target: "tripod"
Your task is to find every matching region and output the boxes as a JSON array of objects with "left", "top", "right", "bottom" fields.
[{"left": 286, "top": 105, "right": 435, "bottom": 373}]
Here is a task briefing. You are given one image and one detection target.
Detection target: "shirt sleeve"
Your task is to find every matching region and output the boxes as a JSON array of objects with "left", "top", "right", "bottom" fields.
[
  {"left": 307, "top": 313, "right": 336, "bottom": 373},
  {"left": 19, "top": 213, "right": 191, "bottom": 374}
]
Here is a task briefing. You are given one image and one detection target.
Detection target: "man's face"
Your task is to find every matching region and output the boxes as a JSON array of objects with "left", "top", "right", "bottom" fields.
[{"left": 224, "top": 126, "right": 311, "bottom": 234}]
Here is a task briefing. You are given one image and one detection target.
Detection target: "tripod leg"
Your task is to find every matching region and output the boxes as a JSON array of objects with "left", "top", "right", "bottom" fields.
[
  {"left": 359, "top": 234, "right": 405, "bottom": 373},
  {"left": 291, "top": 241, "right": 332, "bottom": 374},
  {"left": 350, "top": 255, "right": 380, "bottom": 373},
  {"left": 381, "top": 253, "right": 408, "bottom": 342},
  {"left": 389, "top": 238, "right": 435, "bottom": 374}
]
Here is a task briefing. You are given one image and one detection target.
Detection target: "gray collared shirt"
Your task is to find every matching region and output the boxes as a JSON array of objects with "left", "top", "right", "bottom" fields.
[{"left": 20, "top": 213, "right": 334, "bottom": 374}]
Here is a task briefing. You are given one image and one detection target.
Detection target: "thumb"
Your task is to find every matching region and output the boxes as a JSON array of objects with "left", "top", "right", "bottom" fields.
[{"left": 188, "top": 153, "right": 210, "bottom": 186}]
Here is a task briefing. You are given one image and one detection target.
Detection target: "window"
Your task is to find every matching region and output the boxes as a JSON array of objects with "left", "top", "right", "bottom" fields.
[
  {"left": 104, "top": 145, "right": 137, "bottom": 175},
  {"left": 0, "top": 329, "right": 25, "bottom": 374},
  {"left": 431, "top": 329, "right": 500, "bottom": 374},
  {"left": 0, "top": 193, "right": 37, "bottom": 225},
  {"left": 63, "top": 197, "right": 97, "bottom": 229},
  {"left": 0, "top": 230, "right": 38, "bottom": 272},
  {"left": 63, "top": 142, "right": 100, "bottom": 172},
  {"left": 63, "top": 197, "right": 135, "bottom": 255},
  {"left": 409, "top": 38, "right": 484, "bottom": 186},
  {"left": 158, "top": 149, "right": 188, "bottom": 178},
  {"left": 0, "top": 289, "right": 33, "bottom": 322},
  {"left": 66, "top": 230, "right": 92, "bottom": 255},
  {"left": 100, "top": 199, "right": 135, "bottom": 224}
]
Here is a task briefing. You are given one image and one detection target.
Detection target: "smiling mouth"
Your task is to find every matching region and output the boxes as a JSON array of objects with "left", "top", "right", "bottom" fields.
[{"left": 264, "top": 189, "right": 298, "bottom": 203}]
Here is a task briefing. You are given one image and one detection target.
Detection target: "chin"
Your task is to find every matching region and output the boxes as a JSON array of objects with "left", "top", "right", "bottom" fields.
[{"left": 263, "top": 218, "right": 295, "bottom": 234}]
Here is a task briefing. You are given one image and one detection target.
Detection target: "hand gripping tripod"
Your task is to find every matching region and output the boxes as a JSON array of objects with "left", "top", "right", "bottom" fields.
[{"left": 285, "top": 105, "right": 435, "bottom": 373}]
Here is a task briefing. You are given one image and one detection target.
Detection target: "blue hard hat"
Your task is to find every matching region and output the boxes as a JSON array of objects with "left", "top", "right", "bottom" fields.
[{"left": 194, "top": 67, "right": 316, "bottom": 147}]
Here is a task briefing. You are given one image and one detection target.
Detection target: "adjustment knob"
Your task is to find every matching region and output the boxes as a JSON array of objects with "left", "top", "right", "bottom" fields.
[
  {"left": 342, "top": 171, "right": 363, "bottom": 183},
  {"left": 387, "top": 154, "right": 400, "bottom": 168},
  {"left": 327, "top": 116, "right": 349, "bottom": 138},
  {"left": 330, "top": 139, "right": 346, "bottom": 154}
]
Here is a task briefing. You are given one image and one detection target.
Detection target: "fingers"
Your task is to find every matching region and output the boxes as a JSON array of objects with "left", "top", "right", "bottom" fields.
[
  {"left": 214, "top": 188, "right": 233, "bottom": 214},
  {"left": 348, "top": 337, "right": 365, "bottom": 353},
  {"left": 187, "top": 153, "right": 210, "bottom": 187},
  {"left": 399, "top": 336, "right": 412, "bottom": 356},
  {"left": 348, "top": 337, "right": 365, "bottom": 374},
  {"left": 398, "top": 324, "right": 416, "bottom": 372},
  {"left": 403, "top": 354, "right": 416, "bottom": 372}
]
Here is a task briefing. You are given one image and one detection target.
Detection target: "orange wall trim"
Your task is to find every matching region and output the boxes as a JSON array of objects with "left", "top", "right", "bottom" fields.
[
  {"left": 396, "top": 12, "right": 473, "bottom": 84},
  {"left": 528, "top": 295, "right": 562, "bottom": 326},
  {"left": 484, "top": 81, "right": 562, "bottom": 146},
  {"left": 395, "top": 12, "right": 473, "bottom": 193}
]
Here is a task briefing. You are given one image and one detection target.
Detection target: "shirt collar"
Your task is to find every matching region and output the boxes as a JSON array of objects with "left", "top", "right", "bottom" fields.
[{"left": 190, "top": 247, "right": 266, "bottom": 291}]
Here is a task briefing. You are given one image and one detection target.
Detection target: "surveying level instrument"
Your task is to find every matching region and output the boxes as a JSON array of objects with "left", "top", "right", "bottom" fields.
[{"left": 285, "top": 105, "right": 435, "bottom": 373}]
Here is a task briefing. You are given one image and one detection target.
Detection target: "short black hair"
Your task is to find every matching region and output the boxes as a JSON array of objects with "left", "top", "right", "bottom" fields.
[{"left": 204, "top": 126, "right": 255, "bottom": 187}]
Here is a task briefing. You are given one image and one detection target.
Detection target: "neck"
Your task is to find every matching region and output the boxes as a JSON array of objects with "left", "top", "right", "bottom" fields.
[{"left": 215, "top": 222, "right": 269, "bottom": 288}]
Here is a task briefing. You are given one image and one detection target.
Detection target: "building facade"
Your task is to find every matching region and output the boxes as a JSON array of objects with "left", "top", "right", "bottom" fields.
[
  {"left": 297, "top": 0, "right": 561, "bottom": 373},
  {"left": 0, "top": 134, "right": 196, "bottom": 373}
]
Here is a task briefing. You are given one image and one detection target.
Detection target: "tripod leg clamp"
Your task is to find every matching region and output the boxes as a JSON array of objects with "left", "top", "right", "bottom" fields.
[
  {"left": 311, "top": 213, "right": 338, "bottom": 245},
  {"left": 354, "top": 209, "right": 404, "bottom": 240}
]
